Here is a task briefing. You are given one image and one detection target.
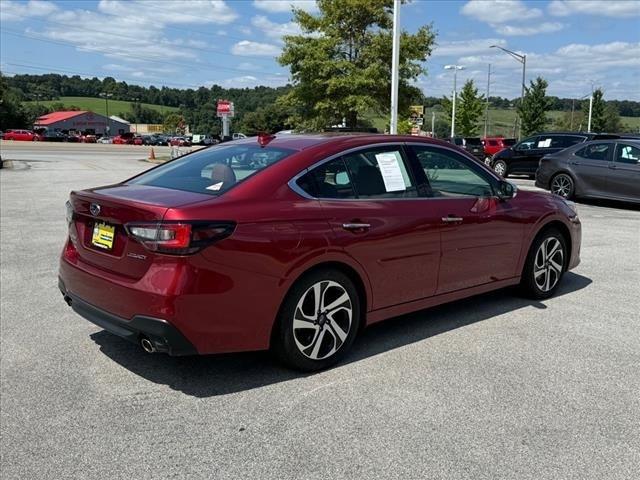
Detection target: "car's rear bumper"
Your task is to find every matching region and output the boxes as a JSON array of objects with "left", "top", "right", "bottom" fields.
[{"left": 59, "top": 277, "right": 197, "bottom": 355}]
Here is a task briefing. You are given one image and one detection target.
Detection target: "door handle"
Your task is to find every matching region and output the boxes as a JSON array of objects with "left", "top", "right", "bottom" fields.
[
  {"left": 569, "top": 160, "right": 581, "bottom": 165},
  {"left": 442, "top": 216, "right": 464, "bottom": 223},
  {"left": 342, "top": 223, "right": 371, "bottom": 231},
  {"left": 608, "top": 164, "right": 617, "bottom": 169}
]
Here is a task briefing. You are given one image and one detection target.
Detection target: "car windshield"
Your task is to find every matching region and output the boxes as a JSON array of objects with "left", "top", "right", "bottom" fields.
[{"left": 128, "top": 144, "right": 295, "bottom": 195}]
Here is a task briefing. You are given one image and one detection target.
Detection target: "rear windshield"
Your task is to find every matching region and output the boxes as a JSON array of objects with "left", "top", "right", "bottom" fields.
[
  {"left": 128, "top": 144, "right": 295, "bottom": 195},
  {"left": 464, "top": 137, "right": 482, "bottom": 146}
]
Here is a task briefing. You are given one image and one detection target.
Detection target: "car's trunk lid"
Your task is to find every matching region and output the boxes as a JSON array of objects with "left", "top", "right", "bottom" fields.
[{"left": 70, "top": 184, "right": 211, "bottom": 279}]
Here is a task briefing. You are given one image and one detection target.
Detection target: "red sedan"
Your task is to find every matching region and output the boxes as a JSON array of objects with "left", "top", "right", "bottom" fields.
[
  {"left": 59, "top": 135, "right": 581, "bottom": 370},
  {"left": 3, "top": 129, "right": 38, "bottom": 141}
]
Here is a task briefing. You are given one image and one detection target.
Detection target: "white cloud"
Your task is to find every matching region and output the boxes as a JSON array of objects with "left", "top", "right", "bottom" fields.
[
  {"left": 496, "top": 22, "right": 565, "bottom": 36},
  {"left": 548, "top": 0, "right": 640, "bottom": 18},
  {"left": 231, "top": 40, "right": 281, "bottom": 57},
  {"left": 0, "top": 0, "right": 58, "bottom": 22},
  {"left": 251, "top": 15, "right": 302, "bottom": 41},
  {"left": 253, "top": 0, "right": 318, "bottom": 13},
  {"left": 461, "top": 0, "right": 565, "bottom": 36},
  {"left": 97, "top": 0, "right": 238, "bottom": 24},
  {"left": 237, "top": 62, "right": 261, "bottom": 71},
  {"left": 461, "top": 0, "right": 542, "bottom": 24},
  {"left": 432, "top": 38, "right": 507, "bottom": 57}
]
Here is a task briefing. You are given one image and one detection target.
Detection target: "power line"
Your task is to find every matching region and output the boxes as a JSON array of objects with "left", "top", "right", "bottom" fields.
[{"left": 1, "top": 29, "right": 285, "bottom": 77}]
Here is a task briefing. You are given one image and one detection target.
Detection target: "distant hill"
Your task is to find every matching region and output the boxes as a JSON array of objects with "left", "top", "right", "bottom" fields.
[{"left": 23, "top": 96, "right": 178, "bottom": 117}]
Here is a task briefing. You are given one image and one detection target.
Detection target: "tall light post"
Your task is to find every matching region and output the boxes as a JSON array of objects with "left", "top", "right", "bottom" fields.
[
  {"left": 444, "top": 65, "right": 464, "bottom": 138},
  {"left": 490, "top": 45, "right": 526, "bottom": 139},
  {"left": 389, "top": 0, "right": 401, "bottom": 134},
  {"left": 99, "top": 92, "right": 113, "bottom": 136},
  {"left": 132, "top": 97, "right": 140, "bottom": 133}
]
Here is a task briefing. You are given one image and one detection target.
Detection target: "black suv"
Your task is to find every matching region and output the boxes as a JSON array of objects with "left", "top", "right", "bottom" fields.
[
  {"left": 491, "top": 132, "right": 619, "bottom": 177},
  {"left": 449, "top": 137, "right": 485, "bottom": 162}
]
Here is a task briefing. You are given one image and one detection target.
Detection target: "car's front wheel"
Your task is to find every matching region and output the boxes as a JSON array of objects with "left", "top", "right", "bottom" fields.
[
  {"left": 273, "top": 269, "right": 360, "bottom": 371},
  {"left": 521, "top": 228, "right": 567, "bottom": 299},
  {"left": 493, "top": 159, "right": 508, "bottom": 177}
]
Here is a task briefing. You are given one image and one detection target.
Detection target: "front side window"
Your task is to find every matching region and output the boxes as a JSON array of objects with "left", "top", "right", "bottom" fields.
[
  {"left": 517, "top": 137, "right": 538, "bottom": 150},
  {"left": 342, "top": 147, "right": 416, "bottom": 198},
  {"left": 129, "top": 144, "right": 295, "bottom": 195},
  {"left": 412, "top": 146, "right": 494, "bottom": 197},
  {"left": 575, "top": 143, "right": 612, "bottom": 161},
  {"left": 616, "top": 144, "right": 640, "bottom": 165}
]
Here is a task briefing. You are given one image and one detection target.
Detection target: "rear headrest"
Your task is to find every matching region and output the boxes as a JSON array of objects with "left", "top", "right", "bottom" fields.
[{"left": 210, "top": 163, "right": 236, "bottom": 186}]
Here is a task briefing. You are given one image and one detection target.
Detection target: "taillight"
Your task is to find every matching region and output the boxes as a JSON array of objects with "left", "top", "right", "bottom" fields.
[{"left": 125, "top": 221, "right": 235, "bottom": 255}]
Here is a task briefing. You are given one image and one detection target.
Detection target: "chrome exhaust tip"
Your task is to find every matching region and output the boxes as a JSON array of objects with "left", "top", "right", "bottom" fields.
[{"left": 140, "top": 337, "right": 156, "bottom": 353}]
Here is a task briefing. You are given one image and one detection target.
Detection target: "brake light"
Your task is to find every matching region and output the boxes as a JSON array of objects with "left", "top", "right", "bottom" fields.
[{"left": 126, "top": 222, "right": 235, "bottom": 255}]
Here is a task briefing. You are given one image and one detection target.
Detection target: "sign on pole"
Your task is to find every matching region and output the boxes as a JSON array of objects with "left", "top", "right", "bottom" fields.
[
  {"left": 409, "top": 105, "right": 424, "bottom": 126},
  {"left": 217, "top": 99, "right": 234, "bottom": 117}
]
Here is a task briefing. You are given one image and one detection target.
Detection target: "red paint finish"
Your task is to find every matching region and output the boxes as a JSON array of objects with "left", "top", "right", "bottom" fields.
[{"left": 60, "top": 134, "right": 582, "bottom": 355}]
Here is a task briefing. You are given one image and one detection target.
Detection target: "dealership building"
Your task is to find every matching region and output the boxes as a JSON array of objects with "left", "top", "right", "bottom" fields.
[{"left": 34, "top": 111, "right": 130, "bottom": 135}]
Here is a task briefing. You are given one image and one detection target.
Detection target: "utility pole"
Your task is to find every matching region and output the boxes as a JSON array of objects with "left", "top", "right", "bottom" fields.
[
  {"left": 490, "top": 45, "right": 526, "bottom": 139},
  {"left": 431, "top": 111, "right": 435, "bottom": 138},
  {"left": 99, "top": 92, "right": 113, "bottom": 136},
  {"left": 389, "top": 0, "right": 401, "bottom": 134},
  {"left": 484, "top": 63, "right": 491, "bottom": 138},
  {"left": 588, "top": 94, "right": 593, "bottom": 133},
  {"left": 444, "top": 65, "right": 464, "bottom": 138}
]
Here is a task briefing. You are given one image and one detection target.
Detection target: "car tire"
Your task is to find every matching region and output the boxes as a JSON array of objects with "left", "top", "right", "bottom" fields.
[
  {"left": 273, "top": 269, "right": 360, "bottom": 371},
  {"left": 520, "top": 228, "right": 567, "bottom": 300},
  {"left": 550, "top": 173, "right": 574, "bottom": 200},
  {"left": 493, "top": 159, "right": 508, "bottom": 178}
]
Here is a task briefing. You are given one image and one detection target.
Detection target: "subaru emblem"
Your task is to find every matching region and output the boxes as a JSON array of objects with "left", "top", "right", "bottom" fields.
[{"left": 90, "top": 203, "right": 101, "bottom": 216}]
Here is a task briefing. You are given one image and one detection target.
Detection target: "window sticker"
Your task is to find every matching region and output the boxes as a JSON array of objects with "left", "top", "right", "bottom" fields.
[
  {"left": 206, "top": 182, "right": 224, "bottom": 191},
  {"left": 375, "top": 151, "right": 406, "bottom": 192},
  {"left": 538, "top": 138, "right": 552, "bottom": 148}
]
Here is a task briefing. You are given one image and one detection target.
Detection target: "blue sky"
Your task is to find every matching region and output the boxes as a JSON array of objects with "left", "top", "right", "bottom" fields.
[{"left": 1, "top": 0, "right": 639, "bottom": 100}]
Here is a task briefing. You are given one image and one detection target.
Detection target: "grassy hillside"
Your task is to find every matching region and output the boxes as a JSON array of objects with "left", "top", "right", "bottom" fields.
[
  {"left": 371, "top": 108, "right": 640, "bottom": 136},
  {"left": 24, "top": 96, "right": 178, "bottom": 117}
]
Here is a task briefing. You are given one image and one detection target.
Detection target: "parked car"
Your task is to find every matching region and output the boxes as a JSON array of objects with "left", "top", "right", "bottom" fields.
[
  {"left": 170, "top": 136, "right": 191, "bottom": 147},
  {"left": 59, "top": 134, "right": 581, "bottom": 371},
  {"left": 192, "top": 134, "right": 217, "bottom": 146},
  {"left": 97, "top": 136, "right": 113, "bottom": 144},
  {"left": 449, "top": 137, "right": 485, "bottom": 162},
  {"left": 482, "top": 137, "right": 516, "bottom": 164},
  {"left": 536, "top": 139, "right": 639, "bottom": 204},
  {"left": 232, "top": 132, "right": 247, "bottom": 140},
  {"left": 3, "top": 129, "right": 37, "bottom": 141},
  {"left": 152, "top": 134, "right": 170, "bottom": 146},
  {"left": 491, "top": 132, "right": 619, "bottom": 178},
  {"left": 66, "top": 133, "right": 81, "bottom": 143},
  {"left": 113, "top": 133, "right": 135, "bottom": 145},
  {"left": 132, "top": 136, "right": 144, "bottom": 146},
  {"left": 42, "top": 131, "right": 68, "bottom": 142},
  {"left": 81, "top": 134, "right": 97, "bottom": 143}
]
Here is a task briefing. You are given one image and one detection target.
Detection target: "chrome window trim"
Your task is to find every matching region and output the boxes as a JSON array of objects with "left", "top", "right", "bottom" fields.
[{"left": 287, "top": 141, "right": 503, "bottom": 202}]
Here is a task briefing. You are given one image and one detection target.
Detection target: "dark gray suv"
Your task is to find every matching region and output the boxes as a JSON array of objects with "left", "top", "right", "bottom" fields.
[{"left": 536, "top": 139, "right": 640, "bottom": 204}]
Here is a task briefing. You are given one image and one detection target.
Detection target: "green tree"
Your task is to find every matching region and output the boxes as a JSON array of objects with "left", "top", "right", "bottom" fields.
[
  {"left": 278, "top": 0, "right": 435, "bottom": 130},
  {"left": 441, "top": 80, "right": 484, "bottom": 136},
  {"left": 518, "top": 76, "right": 552, "bottom": 136},
  {"left": 162, "top": 113, "right": 183, "bottom": 134},
  {"left": 0, "top": 74, "right": 29, "bottom": 130},
  {"left": 239, "top": 103, "right": 292, "bottom": 135},
  {"left": 602, "top": 103, "right": 622, "bottom": 132}
]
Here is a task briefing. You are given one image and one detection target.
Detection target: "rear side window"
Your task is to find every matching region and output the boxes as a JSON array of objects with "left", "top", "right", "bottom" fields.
[
  {"left": 301, "top": 158, "right": 356, "bottom": 199},
  {"left": 575, "top": 143, "right": 612, "bottom": 161},
  {"left": 129, "top": 144, "right": 295, "bottom": 195}
]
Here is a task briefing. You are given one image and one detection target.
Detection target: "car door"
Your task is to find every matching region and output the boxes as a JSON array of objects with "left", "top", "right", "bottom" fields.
[
  {"left": 608, "top": 143, "right": 640, "bottom": 201},
  {"left": 571, "top": 142, "right": 613, "bottom": 196},
  {"left": 510, "top": 136, "right": 539, "bottom": 173},
  {"left": 299, "top": 145, "right": 442, "bottom": 310},
  {"left": 408, "top": 144, "right": 525, "bottom": 294}
]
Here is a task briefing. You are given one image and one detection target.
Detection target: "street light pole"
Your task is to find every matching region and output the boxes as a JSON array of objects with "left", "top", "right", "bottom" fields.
[
  {"left": 490, "top": 45, "right": 526, "bottom": 139},
  {"left": 100, "top": 92, "right": 113, "bottom": 136},
  {"left": 484, "top": 63, "right": 491, "bottom": 138},
  {"left": 444, "top": 65, "right": 464, "bottom": 138},
  {"left": 588, "top": 94, "right": 593, "bottom": 133},
  {"left": 389, "top": 0, "right": 401, "bottom": 134}
]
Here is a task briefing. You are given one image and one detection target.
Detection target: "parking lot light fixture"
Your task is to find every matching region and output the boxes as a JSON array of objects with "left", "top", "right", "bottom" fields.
[
  {"left": 99, "top": 92, "right": 113, "bottom": 135},
  {"left": 444, "top": 65, "right": 464, "bottom": 138},
  {"left": 490, "top": 45, "right": 526, "bottom": 139}
]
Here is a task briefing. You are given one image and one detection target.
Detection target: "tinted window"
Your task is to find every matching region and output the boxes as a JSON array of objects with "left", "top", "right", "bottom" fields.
[
  {"left": 616, "top": 144, "right": 640, "bottom": 165},
  {"left": 488, "top": 140, "right": 498, "bottom": 146},
  {"left": 575, "top": 143, "right": 612, "bottom": 161},
  {"left": 562, "top": 135, "right": 586, "bottom": 148},
  {"left": 517, "top": 137, "right": 538, "bottom": 150},
  {"left": 412, "top": 146, "right": 494, "bottom": 197},
  {"left": 342, "top": 147, "right": 416, "bottom": 198},
  {"left": 464, "top": 137, "right": 482, "bottom": 146},
  {"left": 306, "top": 158, "right": 356, "bottom": 199},
  {"left": 129, "top": 144, "right": 295, "bottom": 195},
  {"left": 502, "top": 138, "right": 516, "bottom": 147}
]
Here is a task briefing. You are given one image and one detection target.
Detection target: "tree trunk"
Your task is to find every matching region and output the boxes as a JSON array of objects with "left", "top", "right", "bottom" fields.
[{"left": 346, "top": 111, "right": 358, "bottom": 129}]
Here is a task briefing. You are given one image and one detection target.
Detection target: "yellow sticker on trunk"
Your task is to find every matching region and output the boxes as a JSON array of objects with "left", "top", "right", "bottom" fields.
[{"left": 92, "top": 222, "right": 115, "bottom": 250}]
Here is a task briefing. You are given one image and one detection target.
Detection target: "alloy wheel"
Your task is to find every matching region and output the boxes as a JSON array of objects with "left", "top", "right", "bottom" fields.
[
  {"left": 494, "top": 161, "right": 506, "bottom": 176},
  {"left": 534, "top": 237, "right": 564, "bottom": 292},
  {"left": 292, "top": 280, "right": 353, "bottom": 360},
  {"left": 551, "top": 174, "right": 572, "bottom": 198}
]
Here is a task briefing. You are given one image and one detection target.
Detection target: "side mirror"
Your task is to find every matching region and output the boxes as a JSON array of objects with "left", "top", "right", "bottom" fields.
[{"left": 497, "top": 180, "right": 517, "bottom": 200}]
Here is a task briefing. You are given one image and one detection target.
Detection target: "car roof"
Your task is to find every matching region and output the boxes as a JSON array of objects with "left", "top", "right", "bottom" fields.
[{"left": 229, "top": 133, "right": 451, "bottom": 151}]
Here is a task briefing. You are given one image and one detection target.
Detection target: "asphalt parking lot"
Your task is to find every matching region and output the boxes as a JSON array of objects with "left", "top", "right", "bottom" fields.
[{"left": 1, "top": 141, "right": 639, "bottom": 479}]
